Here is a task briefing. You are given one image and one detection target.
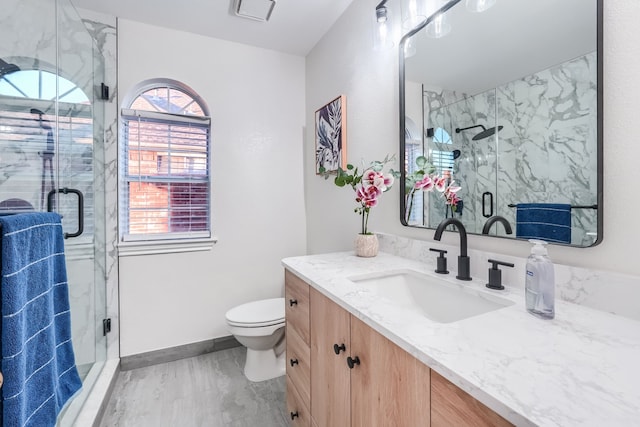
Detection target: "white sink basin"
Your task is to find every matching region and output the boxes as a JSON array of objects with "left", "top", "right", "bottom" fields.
[{"left": 348, "top": 270, "right": 514, "bottom": 323}]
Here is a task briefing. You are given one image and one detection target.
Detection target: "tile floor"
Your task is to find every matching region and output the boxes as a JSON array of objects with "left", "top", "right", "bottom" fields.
[{"left": 99, "top": 347, "right": 288, "bottom": 427}]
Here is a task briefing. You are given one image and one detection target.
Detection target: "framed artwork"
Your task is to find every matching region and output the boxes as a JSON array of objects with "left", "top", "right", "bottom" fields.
[{"left": 315, "top": 95, "right": 346, "bottom": 174}]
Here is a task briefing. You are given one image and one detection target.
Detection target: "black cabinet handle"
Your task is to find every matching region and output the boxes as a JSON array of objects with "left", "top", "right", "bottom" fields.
[
  {"left": 346, "top": 356, "right": 360, "bottom": 369},
  {"left": 290, "top": 358, "right": 299, "bottom": 367},
  {"left": 290, "top": 411, "right": 299, "bottom": 420},
  {"left": 333, "top": 343, "right": 346, "bottom": 355},
  {"left": 482, "top": 191, "right": 494, "bottom": 218},
  {"left": 289, "top": 299, "right": 298, "bottom": 307}
]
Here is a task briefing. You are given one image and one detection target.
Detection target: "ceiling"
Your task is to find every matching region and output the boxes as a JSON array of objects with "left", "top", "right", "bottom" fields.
[{"left": 71, "top": 0, "right": 355, "bottom": 56}]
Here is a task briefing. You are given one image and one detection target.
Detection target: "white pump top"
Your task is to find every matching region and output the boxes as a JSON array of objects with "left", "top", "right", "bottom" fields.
[{"left": 529, "top": 239, "right": 548, "bottom": 256}]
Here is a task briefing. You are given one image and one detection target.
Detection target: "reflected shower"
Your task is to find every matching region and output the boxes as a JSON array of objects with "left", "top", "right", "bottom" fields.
[
  {"left": 455, "top": 124, "right": 503, "bottom": 141},
  {"left": 0, "top": 58, "right": 20, "bottom": 77}
]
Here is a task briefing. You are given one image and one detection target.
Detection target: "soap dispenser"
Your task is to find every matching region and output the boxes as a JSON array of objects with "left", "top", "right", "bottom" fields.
[{"left": 525, "top": 239, "right": 555, "bottom": 319}]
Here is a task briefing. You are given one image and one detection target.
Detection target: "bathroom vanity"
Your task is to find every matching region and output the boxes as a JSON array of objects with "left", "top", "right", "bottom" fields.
[{"left": 282, "top": 252, "right": 640, "bottom": 426}]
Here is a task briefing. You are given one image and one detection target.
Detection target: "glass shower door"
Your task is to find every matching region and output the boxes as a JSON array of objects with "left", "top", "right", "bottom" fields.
[{"left": 0, "top": 0, "right": 108, "bottom": 423}]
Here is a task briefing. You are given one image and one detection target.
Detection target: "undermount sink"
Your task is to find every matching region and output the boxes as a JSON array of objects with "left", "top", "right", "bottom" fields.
[{"left": 348, "top": 270, "right": 514, "bottom": 323}]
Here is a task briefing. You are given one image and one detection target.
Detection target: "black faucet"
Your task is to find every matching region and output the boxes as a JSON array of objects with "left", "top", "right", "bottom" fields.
[
  {"left": 482, "top": 216, "right": 513, "bottom": 235},
  {"left": 433, "top": 218, "right": 471, "bottom": 281}
]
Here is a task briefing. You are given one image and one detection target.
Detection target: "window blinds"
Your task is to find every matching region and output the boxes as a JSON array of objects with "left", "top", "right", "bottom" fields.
[{"left": 120, "top": 108, "right": 211, "bottom": 241}]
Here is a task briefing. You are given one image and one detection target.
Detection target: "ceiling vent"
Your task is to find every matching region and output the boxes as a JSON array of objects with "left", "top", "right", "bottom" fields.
[{"left": 233, "top": 0, "right": 276, "bottom": 22}]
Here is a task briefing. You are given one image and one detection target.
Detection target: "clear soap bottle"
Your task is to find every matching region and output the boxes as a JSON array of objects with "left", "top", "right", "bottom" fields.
[{"left": 525, "top": 239, "right": 555, "bottom": 319}]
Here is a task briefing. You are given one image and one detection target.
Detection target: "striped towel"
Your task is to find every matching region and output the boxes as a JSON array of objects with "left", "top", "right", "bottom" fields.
[
  {"left": 0, "top": 213, "right": 82, "bottom": 427},
  {"left": 516, "top": 203, "right": 571, "bottom": 244}
]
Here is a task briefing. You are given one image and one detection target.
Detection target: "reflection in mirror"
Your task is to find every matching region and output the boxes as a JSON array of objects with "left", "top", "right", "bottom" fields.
[{"left": 400, "top": 0, "right": 602, "bottom": 247}]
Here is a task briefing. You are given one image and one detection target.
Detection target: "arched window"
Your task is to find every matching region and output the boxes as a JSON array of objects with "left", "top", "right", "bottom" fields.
[{"left": 120, "top": 79, "right": 210, "bottom": 241}]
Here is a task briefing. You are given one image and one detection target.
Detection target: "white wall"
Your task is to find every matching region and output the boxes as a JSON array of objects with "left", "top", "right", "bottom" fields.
[
  {"left": 305, "top": 0, "right": 640, "bottom": 277},
  {"left": 118, "top": 20, "right": 307, "bottom": 356}
]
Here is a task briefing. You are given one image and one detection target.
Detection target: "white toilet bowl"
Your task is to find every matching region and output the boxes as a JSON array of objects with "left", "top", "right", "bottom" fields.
[{"left": 225, "top": 297, "right": 286, "bottom": 382}]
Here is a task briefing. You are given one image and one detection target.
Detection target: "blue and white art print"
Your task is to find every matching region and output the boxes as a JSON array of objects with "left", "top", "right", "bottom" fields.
[{"left": 315, "top": 95, "right": 346, "bottom": 174}]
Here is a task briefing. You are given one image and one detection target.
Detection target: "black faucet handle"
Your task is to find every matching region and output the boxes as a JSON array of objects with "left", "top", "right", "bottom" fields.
[
  {"left": 486, "top": 259, "right": 515, "bottom": 290},
  {"left": 429, "top": 248, "right": 449, "bottom": 274}
]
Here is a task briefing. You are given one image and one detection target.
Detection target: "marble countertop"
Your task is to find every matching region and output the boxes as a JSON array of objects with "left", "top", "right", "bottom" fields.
[{"left": 282, "top": 251, "right": 640, "bottom": 427}]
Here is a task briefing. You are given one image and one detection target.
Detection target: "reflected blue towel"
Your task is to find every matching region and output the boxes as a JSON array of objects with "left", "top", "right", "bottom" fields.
[
  {"left": 0, "top": 213, "right": 82, "bottom": 427},
  {"left": 516, "top": 203, "right": 571, "bottom": 244}
]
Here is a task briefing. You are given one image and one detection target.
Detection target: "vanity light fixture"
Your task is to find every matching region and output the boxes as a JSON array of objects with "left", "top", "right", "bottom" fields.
[
  {"left": 374, "top": 0, "right": 394, "bottom": 50},
  {"left": 233, "top": 0, "right": 276, "bottom": 22},
  {"left": 466, "top": 0, "right": 496, "bottom": 13}
]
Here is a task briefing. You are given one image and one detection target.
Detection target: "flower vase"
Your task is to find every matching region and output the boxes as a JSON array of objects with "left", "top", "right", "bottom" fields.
[{"left": 355, "top": 234, "right": 379, "bottom": 257}]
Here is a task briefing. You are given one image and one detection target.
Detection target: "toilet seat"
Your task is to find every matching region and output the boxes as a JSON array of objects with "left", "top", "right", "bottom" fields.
[{"left": 225, "top": 298, "right": 285, "bottom": 328}]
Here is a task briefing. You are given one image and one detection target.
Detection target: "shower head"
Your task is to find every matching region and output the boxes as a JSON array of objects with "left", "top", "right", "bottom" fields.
[
  {"left": 472, "top": 125, "right": 503, "bottom": 141},
  {"left": 0, "top": 58, "right": 20, "bottom": 78},
  {"left": 455, "top": 124, "right": 503, "bottom": 141}
]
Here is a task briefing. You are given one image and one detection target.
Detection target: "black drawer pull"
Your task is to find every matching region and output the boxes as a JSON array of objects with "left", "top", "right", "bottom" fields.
[
  {"left": 333, "top": 343, "right": 346, "bottom": 355},
  {"left": 289, "top": 299, "right": 298, "bottom": 307},
  {"left": 290, "top": 411, "right": 299, "bottom": 420},
  {"left": 290, "top": 358, "right": 299, "bottom": 367}
]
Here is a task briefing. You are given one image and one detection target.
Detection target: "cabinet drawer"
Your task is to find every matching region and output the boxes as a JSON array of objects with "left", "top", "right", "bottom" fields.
[
  {"left": 431, "top": 371, "right": 513, "bottom": 427},
  {"left": 286, "top": 327, "right": 310, "bottom": 407},
  {"left": 285, "top": 270, "right": 310, "bottom": 345},
  {"left": 287, "top": 375, "right": 311, "bottom": 427}
]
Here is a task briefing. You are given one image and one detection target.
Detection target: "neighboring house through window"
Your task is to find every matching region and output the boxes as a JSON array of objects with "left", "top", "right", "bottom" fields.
[{"left": 120, "top": 79, "right": 211, "bottom": 242}]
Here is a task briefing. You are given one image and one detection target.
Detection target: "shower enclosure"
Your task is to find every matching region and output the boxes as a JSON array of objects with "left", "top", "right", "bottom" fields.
[{"left": 0, "top": 0, "right": 109, "bottom": 424}]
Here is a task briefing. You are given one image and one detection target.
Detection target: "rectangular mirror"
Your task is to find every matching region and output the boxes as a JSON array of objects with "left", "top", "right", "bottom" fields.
[{"left": 400, "top": 0, "right": 602, "bottom": 247}]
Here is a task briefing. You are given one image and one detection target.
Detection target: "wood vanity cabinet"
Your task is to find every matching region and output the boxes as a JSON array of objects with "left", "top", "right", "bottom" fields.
[
  {"left": 309, "top": 287, "right": 430, "bottom": 427},
  {"left": 431, "top": 371, "right": 513, "bottom": 427},
  {"left": 285, "top": 269, "right": 512, "bottom": 427},
  {"left": 285, "top": 270, "right": 311, "bottom": 426}
]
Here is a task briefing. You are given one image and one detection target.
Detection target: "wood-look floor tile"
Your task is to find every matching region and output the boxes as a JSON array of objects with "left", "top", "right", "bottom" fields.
[{"left": 99, "top": 347, "right": 286, "bottom": 427}]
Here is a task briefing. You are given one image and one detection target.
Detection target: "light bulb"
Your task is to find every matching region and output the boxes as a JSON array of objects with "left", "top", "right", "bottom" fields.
[
  {"left": 425, "top": 13, "right": 451, "bottom": 39},
  {"left": 466, "top": 0, "right": 497, "bottom": 13}
]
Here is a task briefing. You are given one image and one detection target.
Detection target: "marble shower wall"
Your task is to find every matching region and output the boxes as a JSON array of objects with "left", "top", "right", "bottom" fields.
[
  {"left": 498, "top": 52, "right": 598, "bottom": 245},
  {"left": 423, "top": 52, "right": 598, "bottom": 245}
]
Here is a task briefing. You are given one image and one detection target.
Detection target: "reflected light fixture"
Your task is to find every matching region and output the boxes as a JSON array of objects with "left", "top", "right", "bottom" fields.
[
  {"left": 425, "top": 13, "right": 451, "bottom": 38},
  {"left": 466, "top": 0, "right": 496, "bottom": 13},
  {"left": 233, "top": 0, "right": 276, "bottom": 22}
]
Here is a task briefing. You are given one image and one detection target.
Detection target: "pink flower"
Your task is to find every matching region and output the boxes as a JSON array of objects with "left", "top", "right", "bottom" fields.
[
  {"left": 433, "top": 176, "right": 447, "bottom": 192},
  {"left": 363, "top": 170, "right": 394, "bottom": 192},
  {"left": 356, "top": 185, "right": 381, "bottom": 207},
  {"left": 444, "top": 182, "right": 461, "bottom": 206},
  {"left": 415, "top": 175, "right": 434, "bottom": 191}
]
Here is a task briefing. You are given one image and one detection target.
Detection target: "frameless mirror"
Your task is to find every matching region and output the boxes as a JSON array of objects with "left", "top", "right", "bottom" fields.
[{"left": 399, "top": 0, "right": 602, "bottom": 247}]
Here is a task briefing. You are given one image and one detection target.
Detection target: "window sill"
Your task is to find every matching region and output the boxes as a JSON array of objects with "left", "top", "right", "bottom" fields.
[{"left": 118, "top": 236, "right": 218, "bottom": 257}]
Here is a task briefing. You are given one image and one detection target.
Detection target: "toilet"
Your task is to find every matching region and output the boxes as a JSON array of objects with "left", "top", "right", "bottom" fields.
[{"left": 225, "top": 297, "right": 286, "bottom": 382}]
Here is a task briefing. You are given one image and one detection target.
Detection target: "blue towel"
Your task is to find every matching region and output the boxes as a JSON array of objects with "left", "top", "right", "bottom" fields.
[
  {"left": 516, "top": 203, "right": 571, "bottom": 244},
  {"left": 0, "top": 213, "right": 82, "bottom": 427}
]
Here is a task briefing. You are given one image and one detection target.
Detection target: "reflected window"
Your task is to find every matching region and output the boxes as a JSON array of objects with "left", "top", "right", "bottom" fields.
[
  {"left": 0, "top": 68, "right": 94, "bottom": 238},
  {"left": 429, "top": 127, "right": 454, "bottom": 175},
  {"left": 0, "top": 70, "right": 90, "bottom": 104}
]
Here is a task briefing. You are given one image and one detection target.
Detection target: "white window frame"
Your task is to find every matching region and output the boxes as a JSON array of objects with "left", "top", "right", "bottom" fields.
[{"left": 118, "top": 79, "right": 215, "bottom": 255}]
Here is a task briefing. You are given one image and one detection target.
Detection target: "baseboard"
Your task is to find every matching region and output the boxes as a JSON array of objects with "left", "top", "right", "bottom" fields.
[{"left": 120, "top": 336, "right": 241, "bottom": 371}]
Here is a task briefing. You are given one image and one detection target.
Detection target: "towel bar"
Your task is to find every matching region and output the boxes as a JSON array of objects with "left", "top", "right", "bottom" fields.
[{"left": 508, "top": 204, "right": 597, "bottom": 209}]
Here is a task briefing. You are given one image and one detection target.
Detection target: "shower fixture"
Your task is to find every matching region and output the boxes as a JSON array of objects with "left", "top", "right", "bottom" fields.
[
  {"left": 0, "top": 58, "right": 20, "bottom": 78},
  {"left": 455, "top": 124, "right": 503, "bottom": 141}
]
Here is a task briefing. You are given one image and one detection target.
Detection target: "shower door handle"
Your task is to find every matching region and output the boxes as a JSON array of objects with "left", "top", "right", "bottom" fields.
[
  {"left": 482, "top": 191, "right": 493, "bottom": 218},
  {"left": 47, "top": 188, "right": 84, "bottom": 239}
]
